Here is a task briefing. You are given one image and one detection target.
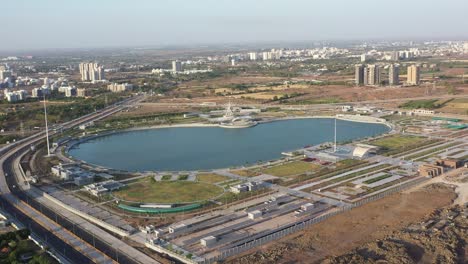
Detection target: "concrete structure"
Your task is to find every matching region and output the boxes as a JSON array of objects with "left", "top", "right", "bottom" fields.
[
  {"left": 367, "top": 64, "right": 380, "bottom": 85},
  {"left": 76, "top": 88, "right": 88, "bottom": 97},
  {"left": 411, "top": 109, "right": 435, "bottom": 115},
  {"left": 169, "top": 223, "right": 187, "bottom": 234},
  {"left": 172, "top": 60, "right": 182, "bottom": 72},
  {"left": 230, "top": 181, "right": 265, "bottom": 194},
  {"left": 353, "top": 145, "right": 378, "bottom": 159},
  {"left": 436, "top": 158, "right": 463, "bottom": 169},
  {"left": 200, "top": 236, "right": 217, "bottom": 247},
  {"left": 5, "top": 90, "right": 27, "bottom": 102},
  {"left": 31, "top": 87, "right": 50, "bottom": 98},
  {"left": 107, "top": 83, "right": 133, "bottom": 93},
  {"left": 84, "top": 181, "right": 125, "bottom": 196},
  {"left": 51, "top": 163, "right": 95, "bottom": 183},
  {"left": 407, "top": 65, "right": 420, "bottom": 85},
  {"left": 388, "top": 64, "right": 399, "bottom": 85},
  {"left": 248, "top": 52, "right": 257, "bottom": 61},
  {"left": 79, "top": 62, "right": 105, "bottom": 82},
  {"left": 355, "top": 64, "right": 365, "bottom": 85},
  {"left": 0, "top": 70, "right": 11, "bottom": 81},
  {"left": 418, "top": 164, "right": 443, "bottom": 177},
  {"left": 248, "top": 210, "right": 262, "bottom": 220}
]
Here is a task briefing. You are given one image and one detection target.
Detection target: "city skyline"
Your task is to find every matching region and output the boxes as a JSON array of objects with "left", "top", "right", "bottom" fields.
[{"left": 3, "top": 0, "right": 468, "bottom": 51}]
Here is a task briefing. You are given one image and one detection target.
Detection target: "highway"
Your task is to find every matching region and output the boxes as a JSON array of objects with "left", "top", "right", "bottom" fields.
[{"left": 0, "top": 95, "right": 161, "bottom": 264}]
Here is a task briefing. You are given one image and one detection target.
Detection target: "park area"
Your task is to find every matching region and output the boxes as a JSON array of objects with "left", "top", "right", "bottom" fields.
[
  {"left": 368, "top": 134, "right": 430, "bottom": 155},
  {"left": 113, "top": 177, "right": 224, "bottom": 203}
]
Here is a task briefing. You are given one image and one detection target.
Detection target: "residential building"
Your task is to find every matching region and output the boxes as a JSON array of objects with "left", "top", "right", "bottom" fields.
[
  {"left": 64, "top": 86, "right": 76, "bottom": 97},
  {"left": 407, "top": 65, "right": 420, "bottom": 85},
  {"left": 31, "top": 87, "right": 50, "bottom": 98},
  {"left": 388, "top": 64, "right": 400, "bottom": 85},
  {"left": 367, "top": 64, "right": 380, "bottom": 85},
  {"left": 360, "top": 54, "right": 368, "bottom": 62},
  {"left": 5, "top": 90, "right": 27, "bottom": 102},
  {"left": 76, "top": 88, "right": 88, "bottom": 97},
  {"left": 390, "top": 51, "right": 400, "bottom": 61},
  {"left": 172, "top": 60, "right": 182, "bottom": 72},
  {"left": 79, "top": 62, "right": 105, "bottom": 82},
  {"left": 355, "top": 64, "right": 365, "bottom": 85},
  {"left": 248, "top": 52, "right": 257, "bottom": 61},
  {"left": 107, "top": 83, "right": 133, "bottom": 92},
  {"left": 0, "top": 70, "right": 11, "bottom": 81}
]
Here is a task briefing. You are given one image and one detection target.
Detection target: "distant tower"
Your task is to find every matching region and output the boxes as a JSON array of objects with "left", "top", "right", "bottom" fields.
[
  {"left": 355, "top": 64, "right": 365, "bottom": 85},
  {"left": 388, "top": 64, "right": 400, "bottom": 86},
  {"left": 367, "top": 65, "right": 381, "bottom": 86},
  {"left": 407, "top": 65, "right": 420, "bottom": 85},
  {"left": 172, "top": 60, "right": 182, "bottom": 72}
]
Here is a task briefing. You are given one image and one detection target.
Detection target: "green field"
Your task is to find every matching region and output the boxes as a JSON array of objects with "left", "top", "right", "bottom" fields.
[
  {"left": 262, "top": 161, "right": 320, "bottom": 177},
  {"left": 114, "top": 177, "right": 223, "bottom": 203},
  {"left": 369, "top": 135, "right": 427, "bottom": 154},
  {"left": 197, "top": 173, "right": 229, "bottom": 184}
]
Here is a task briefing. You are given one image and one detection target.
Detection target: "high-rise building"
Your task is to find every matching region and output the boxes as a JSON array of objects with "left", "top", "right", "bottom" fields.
[
  {"left": 360, "top": 54, "right": 368, "bottom": 62},
  {"left": 388, "top": 64, "right": 400, "bottom": 86},
  {"left": 390, "top": 51, "right": 400, "bottom": 61},
  {"left": 367, "top": 65, "right": 381, "bottom": 86},
  {"left": 355, "top": 64, "right": 365, "bottom": 85},
  {"left": 248, "top": 52, "right": 257, "bottom": 61},
  {"left": 79, "top": 62, "right": 105, "bottom": 82},
  {"left": 172, "top": 60, "right": 182, "bottom": 72},
  {"left": 407, "top": 65, "right": 420, "bottom": 85},
  {"left": 0, "top": 70, "right": 11, "bottom": 81}
]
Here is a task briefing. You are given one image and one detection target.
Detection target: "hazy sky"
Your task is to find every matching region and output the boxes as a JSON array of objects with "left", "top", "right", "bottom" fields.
[{"left": 3, "top": 0, "right": 468, "bottom": 51}]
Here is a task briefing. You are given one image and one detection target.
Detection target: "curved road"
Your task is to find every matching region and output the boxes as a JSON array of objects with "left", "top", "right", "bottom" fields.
[{"left": 0, "top": 95, "right": 161, "bottom": 264}]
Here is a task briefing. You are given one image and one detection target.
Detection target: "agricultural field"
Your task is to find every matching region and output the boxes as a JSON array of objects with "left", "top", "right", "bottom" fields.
[{"left": 113, "top": 177, "right": 224, "bottom": 203}]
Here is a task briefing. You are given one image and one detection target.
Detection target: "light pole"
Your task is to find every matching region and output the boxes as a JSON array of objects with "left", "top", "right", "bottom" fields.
[{"left": 43, "top": 94, "right": 51, "bottom": 157}]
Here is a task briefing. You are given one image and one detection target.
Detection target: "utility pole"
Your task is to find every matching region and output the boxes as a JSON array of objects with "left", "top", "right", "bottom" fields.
[{"left": 43, "top": 94, "right": 51, "bottom": 157}]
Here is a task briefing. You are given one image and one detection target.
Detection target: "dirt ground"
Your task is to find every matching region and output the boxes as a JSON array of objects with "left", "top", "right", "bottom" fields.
[{"left": 228, "top": 183, "right": 456, "bottom": 264}]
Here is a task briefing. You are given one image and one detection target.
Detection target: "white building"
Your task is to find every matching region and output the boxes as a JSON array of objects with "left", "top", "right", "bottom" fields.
[
  {"left": 248, "top": 52, "right": 257, "bottom": 61},
  {"left": 79, "top": 62, "right": 105, "bottom": 82},
  {"left": 31, "top": 87, "right": 50, "bottom": 98},
  {"left": 172, "top": 60, "right": 182, "bottom": 72},
  {"left": 5, "top": 90, "right": 27, "bottom": 102},
  {"left": 107, "top": 83, "right": 133, "bottom": 92}
]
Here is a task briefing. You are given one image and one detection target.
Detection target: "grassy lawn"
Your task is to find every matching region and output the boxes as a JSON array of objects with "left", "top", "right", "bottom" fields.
[
  {"left": 230, "top": 169, "right": 260, "bottom": 177},
  {"left": 197, "top": 173, "right": 229, "bottom": 184},
  {"left": 114, "top": 177, "right": 223, "bottom": 203},
  {"left": 369, "top": 135, "right": 429, "bottom": 155},
  {"left": 262, "top": 161, "right": 320, "bottom": 177}
]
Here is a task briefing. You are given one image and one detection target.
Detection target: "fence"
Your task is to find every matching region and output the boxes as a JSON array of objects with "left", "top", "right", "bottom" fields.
[{"left": 199, "top": 176, "right": 429, "bottom": 264}]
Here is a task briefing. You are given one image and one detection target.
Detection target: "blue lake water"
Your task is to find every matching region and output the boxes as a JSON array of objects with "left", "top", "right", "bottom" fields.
[{"left": 68, "top": 118, "right": 390, "bottom": 171}]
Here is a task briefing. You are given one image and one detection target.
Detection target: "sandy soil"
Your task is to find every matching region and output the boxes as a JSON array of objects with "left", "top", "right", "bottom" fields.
[{"left": 229, "top": 183, "right": 456, "bottom": 264}]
